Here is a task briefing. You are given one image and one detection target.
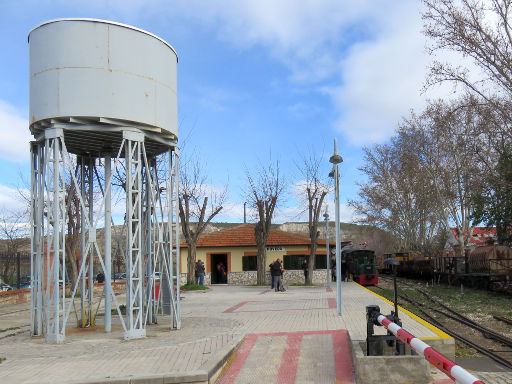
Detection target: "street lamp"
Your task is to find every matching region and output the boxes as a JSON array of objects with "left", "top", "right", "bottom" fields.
[
  {"left": 329, "top": 138, "right": 343, "bottom": 316},
  {"left": 323, "top": 208, "right": 330, "bottom": 288}
]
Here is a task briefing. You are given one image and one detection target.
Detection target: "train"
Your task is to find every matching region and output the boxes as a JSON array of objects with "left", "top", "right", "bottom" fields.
[
  {"left": 341, "top": 245, "right": 378, "bottom": 285},
  {"left": 378, "top": 245, "right": 512, "bottom": 290}
]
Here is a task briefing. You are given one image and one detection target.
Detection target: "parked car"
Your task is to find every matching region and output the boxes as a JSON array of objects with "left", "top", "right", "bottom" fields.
[
  {"left": 0, "top": 283, "right": 13, "bottom": 292},
  {"left": 112, "top": 273, "right": 126, "bottom": 281}
]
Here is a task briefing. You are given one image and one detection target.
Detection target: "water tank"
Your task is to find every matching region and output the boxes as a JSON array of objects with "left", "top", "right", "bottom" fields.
[{"left": 28, "top": 19, "right": 178, "bottom": 154}]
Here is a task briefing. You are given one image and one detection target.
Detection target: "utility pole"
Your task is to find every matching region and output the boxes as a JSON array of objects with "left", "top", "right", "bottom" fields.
[
  {"left": 324, "top": 208, "right": 330, "bottom": 288},
  {"left": 329, "top": 138, "right": 343, "bottom": 316}
]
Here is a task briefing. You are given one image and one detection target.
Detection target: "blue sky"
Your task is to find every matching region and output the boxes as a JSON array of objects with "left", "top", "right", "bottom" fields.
[{"left": 0, "top": 0, "right": 450, "bottom": 224}]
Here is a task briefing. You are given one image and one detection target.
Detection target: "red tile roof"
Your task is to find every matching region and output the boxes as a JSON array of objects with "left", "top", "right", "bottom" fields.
[
  {"left": 451, "top": 227, "right": 497, "bottom": 247},
  {"left": 181, "top": 224, "right": 333, "bottom": 248}
]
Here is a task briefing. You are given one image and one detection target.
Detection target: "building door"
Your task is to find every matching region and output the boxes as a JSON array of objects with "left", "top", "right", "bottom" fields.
[{"left": 211, "top": 254, "right": 228, "bottom": 284}]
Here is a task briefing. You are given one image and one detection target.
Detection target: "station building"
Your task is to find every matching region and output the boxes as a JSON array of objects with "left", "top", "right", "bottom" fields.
[{"left": 180, "top": 224, "right": 335, "bottom": 285}]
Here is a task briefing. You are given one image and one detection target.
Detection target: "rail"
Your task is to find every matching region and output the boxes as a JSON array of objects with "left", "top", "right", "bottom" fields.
[{"left": 367, "top": 307, "right": 483, "bottom": 384}]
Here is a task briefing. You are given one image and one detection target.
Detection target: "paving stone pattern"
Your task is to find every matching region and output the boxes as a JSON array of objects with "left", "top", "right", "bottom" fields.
[{"left": 0, "top": 283, "right": 509, "bottom": 383}]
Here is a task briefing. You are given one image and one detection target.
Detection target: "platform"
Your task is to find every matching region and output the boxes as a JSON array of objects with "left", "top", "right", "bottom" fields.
[{"left": 0, "top": 283, "right": 506, "bottom": 383}]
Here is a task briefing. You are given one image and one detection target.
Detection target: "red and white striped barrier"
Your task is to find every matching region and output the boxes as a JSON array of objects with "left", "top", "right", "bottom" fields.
[{"left": 377, "top": 315, "right": 483, "bottom": 384}]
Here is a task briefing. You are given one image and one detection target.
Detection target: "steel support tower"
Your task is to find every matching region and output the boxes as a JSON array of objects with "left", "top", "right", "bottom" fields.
[{"left": 30, "top": 125, "right": 180, "bottom": 342}]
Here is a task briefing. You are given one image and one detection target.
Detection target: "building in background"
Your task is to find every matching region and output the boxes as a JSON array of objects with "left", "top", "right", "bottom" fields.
[{"left": 180, "top": 224, "right": 336, "bottom": 285}]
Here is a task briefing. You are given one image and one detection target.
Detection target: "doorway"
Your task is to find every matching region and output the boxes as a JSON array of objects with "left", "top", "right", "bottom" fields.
[{"left": 211, "top": 254, "right": 228, "bottom": 284}]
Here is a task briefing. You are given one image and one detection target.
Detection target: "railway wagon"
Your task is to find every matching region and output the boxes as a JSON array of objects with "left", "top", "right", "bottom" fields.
[
  {"left": 465, "top": 245, "right": 512, "bottom": 289},
  {"left": 342, "top": 246, "right": 378, "bottom": 285}
]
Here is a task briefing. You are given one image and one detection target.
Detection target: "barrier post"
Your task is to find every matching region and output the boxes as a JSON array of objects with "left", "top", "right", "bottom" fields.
[{"left": 367, "top": 306, "right": 484, "bottom": 384}]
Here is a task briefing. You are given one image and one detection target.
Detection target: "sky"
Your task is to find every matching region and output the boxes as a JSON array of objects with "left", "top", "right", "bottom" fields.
[{"left": 0, "top": 0, "right": 452, "bottom": 224}]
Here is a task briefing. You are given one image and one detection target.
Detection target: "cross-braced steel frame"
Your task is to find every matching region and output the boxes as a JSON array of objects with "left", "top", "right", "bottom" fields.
[{"left": 30, "top": 126, "right": 180, "bottom": 342}]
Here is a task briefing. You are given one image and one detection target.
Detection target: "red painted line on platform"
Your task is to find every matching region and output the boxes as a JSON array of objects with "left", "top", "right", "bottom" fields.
[
  {"left": 223, "top": 298, "right": 335, "bottom": 313},
  {"left": 217, "top": 330, "right": 355, "bottom": 384},
  {"left": 332, "top": 330, "right": 355, "bottom": 383},
  {"left": 259, "top": 289, "right": 272, "bottom": 295},
  {"left": 326, "top": 287, "right": 333, "bottom": 292},
  {"left": 276, "top": 333, "right": 303, "bottom": 384},
  {"left": 216, "top": 334, "right": 258, "bottom": 384},
  {"left": 235, "top": 307, "right": 334, "bottom": 313},
  {"left": 252, "top": 330, "right": 341, "bottom": 337},
  {"left": 223, "top": 301, "right": 249, "bottom": 313}
]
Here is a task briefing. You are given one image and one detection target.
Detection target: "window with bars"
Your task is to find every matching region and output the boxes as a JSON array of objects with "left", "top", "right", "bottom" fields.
[{"left": 242, "top": 255, "right": 257, "bottom": 271}]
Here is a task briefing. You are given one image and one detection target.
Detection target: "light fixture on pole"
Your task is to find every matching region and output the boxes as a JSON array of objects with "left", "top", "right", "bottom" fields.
[
  {"left": 323, "top": 207, "right": 330, "bottom": 288},
  {"left": 329, "top": 138, "right": 343, "bottom": 316}
]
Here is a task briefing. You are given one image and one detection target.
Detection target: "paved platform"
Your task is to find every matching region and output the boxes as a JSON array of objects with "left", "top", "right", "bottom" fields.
[{"left": 0, "top": 282, "right": 508, "bottom": 383}]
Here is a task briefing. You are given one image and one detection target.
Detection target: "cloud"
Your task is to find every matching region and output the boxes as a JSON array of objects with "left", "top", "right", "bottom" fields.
[
  {"left": 328, "top": 3, "right": 428, "bottom": 144},
  {"left": 38, "top": 1, "right": 450, "bottom": 147},
  {"left": 0, "top": 184, "right": 29, "bottom": 213},
  {"left": 0, "top": 101, "right": 31, "bottom": 162},
  {"left": 176, "top": 0, "right": 376, "bottom": 83}
]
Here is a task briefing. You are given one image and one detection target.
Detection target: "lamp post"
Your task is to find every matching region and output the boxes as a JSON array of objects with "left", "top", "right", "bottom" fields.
[
  {"left": 329, "top": 138, "right": 343, "bottom": 316},
  {"left": 324, "top": 208, "right": 330, "bottom": 288}
]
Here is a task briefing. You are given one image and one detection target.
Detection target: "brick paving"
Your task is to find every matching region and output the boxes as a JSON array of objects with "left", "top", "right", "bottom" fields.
[{"left": 0, "top": 283, "right": 509, "bottom": 383}]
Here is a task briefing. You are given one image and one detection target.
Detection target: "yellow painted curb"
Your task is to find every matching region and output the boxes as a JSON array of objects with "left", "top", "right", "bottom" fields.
[{"left": 353, "top": 281, "right": 452, "bottom": 340}]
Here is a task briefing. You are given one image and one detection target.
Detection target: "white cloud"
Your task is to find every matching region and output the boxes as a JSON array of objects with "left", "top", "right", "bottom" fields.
[
  {"left": 329, "top": 3, "right": 430, "bottom": 144},
  {"left": 42, "top": 1, "right": 452, "bottom": 146},
  {"left": 0, "top": 184, "right": 29, "bottom": 213},
  {"left": 176, "top": 0, "right": 376, "bottom": 83},
  {"left": 0, "top": 101, "right": 31, "bottom": 162}
]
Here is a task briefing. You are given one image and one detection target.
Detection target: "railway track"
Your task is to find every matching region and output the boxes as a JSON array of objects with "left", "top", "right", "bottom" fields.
[{"left": 376, "top": 275, "right": 512, "bottom": 370}]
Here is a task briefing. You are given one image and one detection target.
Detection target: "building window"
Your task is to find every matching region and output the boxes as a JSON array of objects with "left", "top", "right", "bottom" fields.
[
  {"left": 314, "top": 254, "right": 327, "bottom": 269},
  {"left": 283, "top": 255, "right": 308, "bottom": 270},
  {"left": 283, "top": 254, "right": 328, "bottom": 270},
  {"left": 242, "top": 256, "right": 257, "bottom": 271}
]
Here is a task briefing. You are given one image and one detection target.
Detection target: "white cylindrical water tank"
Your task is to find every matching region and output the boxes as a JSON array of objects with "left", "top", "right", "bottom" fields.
[{"left": 28, "top": 18, "right": 178, "bottom": 139}]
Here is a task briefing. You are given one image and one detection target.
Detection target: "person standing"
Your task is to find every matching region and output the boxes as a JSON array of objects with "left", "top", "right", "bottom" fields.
[
  {"left": 96, "top": 271, "right": 105, "bottom": 283},
  {"left": 269, "top": 260, "right": 277, "bottom": 289},
  {"left": 302, "top": 259, "right": 308, "bottom": 284},
  {"left": 219, "top": 262, "right": 227, "bottom": 283},
  {"left": 195, "top": 260, "right": 205, "bottom": 286},
  {"left": 341, "top": 257, "right": 347, "bottom": 282},
  {"left": 271, "top": 259, "right": 285, "bottom": 292}
]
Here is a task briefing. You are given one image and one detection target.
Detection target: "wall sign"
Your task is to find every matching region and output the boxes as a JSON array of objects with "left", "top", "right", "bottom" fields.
[{"left": 266, "top": 246, "right": 285, "bottom": 252}]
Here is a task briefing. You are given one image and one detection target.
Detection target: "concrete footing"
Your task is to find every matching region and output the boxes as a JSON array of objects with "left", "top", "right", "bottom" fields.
[{"left": 352, "top": 340, "right": 431, "bottom": 384}]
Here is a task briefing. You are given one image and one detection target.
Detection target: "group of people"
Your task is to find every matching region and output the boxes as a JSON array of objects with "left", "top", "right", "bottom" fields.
[{"left": 269, "top": 258, "right": 286, "bottom": 292}]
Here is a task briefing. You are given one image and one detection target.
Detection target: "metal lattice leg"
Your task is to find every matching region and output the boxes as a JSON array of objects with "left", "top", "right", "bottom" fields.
[
  {"left": 124, "top": 130, "right": 146, "bottom": 340},
  {"left": 43, "top": 129, "right": 67, "bottom": 343},
  {"left": 30, "top": 141, "right": 44, "bottom": 336}
]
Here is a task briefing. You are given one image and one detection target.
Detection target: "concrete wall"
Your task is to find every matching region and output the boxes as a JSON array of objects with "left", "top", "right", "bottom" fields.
[
  {"left": 0, "top": 281, "right": 127, "bottom": 307},
  {"left": 0, "top": 288, "right": 31, "bottom": 306},
  {"left": 180, "top": 269, "right": 329, "bottom": 286}
]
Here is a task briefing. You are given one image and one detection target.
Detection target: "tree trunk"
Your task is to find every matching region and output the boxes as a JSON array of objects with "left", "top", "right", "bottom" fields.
[
  {"left": 307, "top": 241, "right": 317, "bottom": 285},
  {"left": 256, "top": 242, "right": 267, "bottom": 285},
  {"left": 187, "top": 242, "right": 197, "bottom": 284}
]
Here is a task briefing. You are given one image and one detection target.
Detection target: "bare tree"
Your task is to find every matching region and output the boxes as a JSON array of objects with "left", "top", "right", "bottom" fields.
[
  {"left": 246, "top": 159, "right": 285, "bottom": 285},
  {"left": 296, "top": 151, "right": 329, "bottom": 284},
  {"left": 178, "top": 158, "right": 225, "bottom": 284},
  {"left": 64, "top": 176, "right": 82, "bottom": 288},
  {"left": 0, "top": 208, "right": 29, "bottom": 284},
  {"left": 350, "top": 134, "right": 441, "bottom": 255},
  {"left": 423, "top": 0, "right": 512, "bottom": 107},
  {"left": 399, "top": 98, "right": 482, "bottom": 255}
]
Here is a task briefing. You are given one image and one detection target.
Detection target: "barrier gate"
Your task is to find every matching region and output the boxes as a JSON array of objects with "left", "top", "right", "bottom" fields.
[{"left": 366, "top": 305, "right": 483, "bottom": 384}]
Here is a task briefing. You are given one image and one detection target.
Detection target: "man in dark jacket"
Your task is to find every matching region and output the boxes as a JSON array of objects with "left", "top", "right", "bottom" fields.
[
  {"left": 270, "top": 259, "right": 285, "bottom": 292},
  {"left": 302, "top": 259, "right": 308, "bottom": 284}
]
